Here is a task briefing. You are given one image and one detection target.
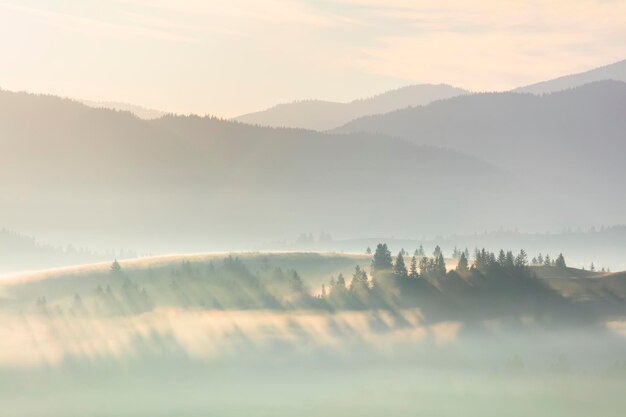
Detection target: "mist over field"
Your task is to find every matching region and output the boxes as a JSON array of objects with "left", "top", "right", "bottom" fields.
[{"left": 2, "top": 1, "right": 626, "bottom": 416}]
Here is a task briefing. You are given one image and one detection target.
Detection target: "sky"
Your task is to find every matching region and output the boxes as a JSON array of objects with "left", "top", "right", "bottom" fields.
[{"left": 1, "top": 0, "right": 625, "bottom": 117}]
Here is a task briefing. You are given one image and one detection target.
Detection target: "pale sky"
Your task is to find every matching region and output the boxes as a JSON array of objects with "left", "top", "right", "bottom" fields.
[{"left": 1, "top": 0, "right": 625, "bottom": 117}]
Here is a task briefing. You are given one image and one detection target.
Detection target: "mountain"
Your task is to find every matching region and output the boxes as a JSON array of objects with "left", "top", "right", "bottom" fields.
[
  {"left": 515, "top": 59, "right": 626, "bottom": 94},
  {"left": 333, "top": 81, "right": 626, "bottom": 229},
  {"left": 81, "top": 100, "right": 166, "bottom": 119},
  {"left": 0, "top": 89, "right": 508, "bottom": 252},
  {"left": 233, "top": 84, "right": 467, "bottom": 130}
]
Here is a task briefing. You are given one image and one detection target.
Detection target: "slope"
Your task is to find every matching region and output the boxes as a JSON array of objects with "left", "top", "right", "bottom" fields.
[{"left": 233, "top": 84, "right": 467, "bottom": 130}]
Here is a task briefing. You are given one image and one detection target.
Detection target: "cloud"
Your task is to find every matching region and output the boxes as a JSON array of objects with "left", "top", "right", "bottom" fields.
[
  {"left": 0, "top": 2, "right": 199, "bottom": 43},
  {"left": 328, "top": 0, "right": 626, "bottom": 89}
]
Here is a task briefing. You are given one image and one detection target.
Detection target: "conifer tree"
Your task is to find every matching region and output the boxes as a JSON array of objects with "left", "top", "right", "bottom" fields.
[
  {"left": 419, "top": 256, "right": 430, "bottom": 275},
  {"left": 543, "top": 254, "right": 551, "bottom": 266},
  {"left": 555, "top": 253, "right": 566, "bottom": 268},
  {"left": 409, "top": 256, "right": 418, "bottom": 278},
  {"left": 350, "top": 265, "right": 369, "bottom": 291},
  {"left": 336, "top": 273, "right": 346, "bottom": 288},
  {"left": 110, "top": 259, "right": 122, "bottom": 275},
  {"left": 394, "top": 252, "right": 408, "bottom": 279},
  {"left": 505, "top": 251, "right": 515, "bottom": 268},
  {"left": 456, "top": 252, "right": 469, "bottom": 272},
  {"left": 435, "top": 254, "right": 446, "bottom": 275},
  {"left": 515, "top": 249, "right": 528, "bottom": 267},
  {"left": 371, "top": 243, "right": 393, "bottom": 278},
  {"left": 497, "top": 249, "right": 506, "bottom": 265}
]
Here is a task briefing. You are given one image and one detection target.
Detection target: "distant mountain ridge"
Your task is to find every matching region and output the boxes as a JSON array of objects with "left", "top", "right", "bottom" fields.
[
  {"left": 233, "top": 84, "right": 467, "bottom": 130},
  {"left": 514, "top": 59, "right": 626, "bottom": 94},
  {"left": 0, "top": 89, "right": 510, "bottom": 251},
  {"left": 333, "top": 80, "right": 626, "bottom": 229},
  {"left": 81, "top": 100, "right": 166, "bottom": 120}
]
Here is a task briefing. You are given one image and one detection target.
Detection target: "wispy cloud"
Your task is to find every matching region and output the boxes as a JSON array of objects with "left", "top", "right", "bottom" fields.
[
  {"left": 324, "top": 0, "right": 626, "bottom": 89},
  {"left": 0, "top": 2, "right": 200, "bottom": 43}
]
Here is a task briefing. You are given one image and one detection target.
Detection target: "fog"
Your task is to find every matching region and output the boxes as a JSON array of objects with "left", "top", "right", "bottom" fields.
[
  {"left": 2, "top": 11, "right": 626, "bottom": 415},
  {"left": 2, "top": 252, "right": 626, "bottom": 416}
]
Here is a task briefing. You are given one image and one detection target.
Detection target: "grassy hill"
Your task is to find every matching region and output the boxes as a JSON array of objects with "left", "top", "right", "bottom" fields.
[{"left": 3, "top": 251, "right": 624, "bottom": 319}]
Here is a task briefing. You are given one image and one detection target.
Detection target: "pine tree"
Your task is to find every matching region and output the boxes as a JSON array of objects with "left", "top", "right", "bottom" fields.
[
  {"left": 456, "top": 252, "right": 469, "bottom": 272},
  {"left": 289, "top": 270, "right": 305, "bottom": 293},
  {"left": 371, "top": 243, "right": 393, "bottom": 279},
  {"left": 394, "top": 252, "right": 408, "bottom": 279},
  {"left": 435, "top": 254, "right": 446, "bottom": 276},
  {"left": 409, "top": 256, "right": 418, "bottom": 278},
  {"left": 515, "top": 249, "right": 528, "bottom": 267},
  {"left": 110, "top": 259, "right": 122, "bottom": 275},
  {"left": 497, "top": 249, "right": 506, "bottom": 266},
  {"left": 419, "top": 256, "right": 430, "bottom": 275},
  {"left": 505, "top": 251, "right": 515, "bottom": 268},
  {"left": 544, "top": 254, "right": 551, "bottom": 266},
  {"left": 350, "top": 265, "right": 369, "bottom": 291},
  {"left": 433, "top": 245, "right": 442, "bottom": 258},
  {"left": 555, "top": 253, "right": 566, "bottom": 268},
  {"left": 336, "top": 273, "right": 346, "bottom": 289},
  {"left": 366, "top": 246, "right": 372, "bottom": 255}
]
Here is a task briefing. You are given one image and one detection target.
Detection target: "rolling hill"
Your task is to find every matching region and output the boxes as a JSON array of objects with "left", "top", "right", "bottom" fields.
[
  {"left": 515, "top": 59, "right": 626, "bottom": 94},
  {"left": 81, "top": 100, "right": 166, "bottom": 120},
  {"left": 233, "top": 84, "right": 467, "bottom": 130},
  {"left": 333, "top": 81, "right": 626, "bottom": 229},
  {"left": 0, "top": 89, "right": 508, "bottom": 253}
]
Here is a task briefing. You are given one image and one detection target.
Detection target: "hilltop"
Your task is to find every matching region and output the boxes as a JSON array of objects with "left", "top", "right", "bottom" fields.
[{"left": 233, "top": 84, "right": 467, "bottom": 130}]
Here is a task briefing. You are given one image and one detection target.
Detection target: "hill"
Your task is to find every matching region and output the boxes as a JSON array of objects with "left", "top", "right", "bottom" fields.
[
  {"left": 515, "top": 59, "right": 626, "bottom": 94},
  {"left": 233, "top": 84, "right": 467, "bottom": 130},
  {"left": 333, "top": 81, "right": 626, "bottom": 230},
  {"left": 0, "top": 90, "right": 506, "bottom": 252},
  {"left": 3, "top": 251, "right": 624, "bottom": 320},
  {"left": 81, "top": 100, "right": 166, "bottom": 120}
]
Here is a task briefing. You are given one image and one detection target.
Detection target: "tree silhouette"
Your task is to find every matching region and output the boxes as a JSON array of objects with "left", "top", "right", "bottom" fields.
[
  {"left": 409, "top": 256, "right": 419, "bottom": 278},
  {"left": 336, "top": 273, "right": 346, "bottom": 289},
  {"left": 515, "top": 249, "right": 528, "bottom": 267},
  {"left": 394, "top": 252, "right": 408, "bottom": 279},
  {"left": 110, "top": 259, "right": 122, "bottom": 275},
  {"left": 371, "top": 243, "right": 393, "bottom": 280},
  {"left": 456, "top": 252, "right": 469, "bottom": 272},
  {"left": 435, "top": 253, "right": 446, "bottom": 275},
  {"left": 350, "top": 265, "right": 369, "bottom": 291}
]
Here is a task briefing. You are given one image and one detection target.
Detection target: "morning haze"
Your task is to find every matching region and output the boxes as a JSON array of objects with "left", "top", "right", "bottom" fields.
[{"left": 2, "top": 1, "right": 626, "bottom": 416}]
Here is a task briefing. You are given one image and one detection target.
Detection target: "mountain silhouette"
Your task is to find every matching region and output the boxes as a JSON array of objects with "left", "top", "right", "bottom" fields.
[
  {"left": 0, "top": 89, "right": 507, "bottom": 251},
  {"left": 233, "top": 84, "right": 467, "bottom": 130},
  {"left": 515, "top": 59, "right": 626, "bottom": 94}
]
